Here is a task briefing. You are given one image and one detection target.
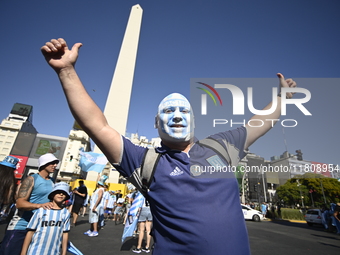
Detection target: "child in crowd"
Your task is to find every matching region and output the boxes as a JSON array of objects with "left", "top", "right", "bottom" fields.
[
  {"left": 84, "top": 181, "right": 104, "bottom": 237},
  {"left": 113, "top": 197, "right": 126, "bottom": 224},
  {"left": 20, "top": 182, "right": 71, "bottom": 255},
  {"left": 105, "top": 191, "right": 115, "bottom": 220}
]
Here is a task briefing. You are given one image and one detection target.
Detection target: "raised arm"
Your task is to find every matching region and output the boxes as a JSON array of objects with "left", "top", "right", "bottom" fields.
[
  {"left": 41, "top": 38, "right": 122, "bottom": 163},
  {"left": 245, "top": 73, "right": 296, "bottom": 149}
]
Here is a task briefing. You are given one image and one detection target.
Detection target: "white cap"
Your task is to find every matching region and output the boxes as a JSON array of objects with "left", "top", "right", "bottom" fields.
[
  {"left": 38, "top": 153, "right": 59, "bottom": 171},
  {"left": 117, "top": 198, "right": 125, "bottom": 203}
]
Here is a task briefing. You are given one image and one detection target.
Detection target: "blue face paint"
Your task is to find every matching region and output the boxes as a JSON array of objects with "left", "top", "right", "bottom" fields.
[{"left": 156, "top": 93, "right": 194, "bottom": 143}]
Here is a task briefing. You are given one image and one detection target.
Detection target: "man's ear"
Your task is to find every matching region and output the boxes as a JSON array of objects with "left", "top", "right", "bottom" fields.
[{"left": 154, "top": 115, "right": 159, "bottom": 129}]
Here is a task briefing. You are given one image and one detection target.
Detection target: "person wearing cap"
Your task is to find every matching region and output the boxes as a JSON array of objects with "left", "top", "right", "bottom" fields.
[
  {"left": 0, "top": 153, "right": 58, "bottom": 255},
  {"left": 41, "top": 38, "right": 297, "bottom": 254},
  {"left": 84, "top": 181, "right": 104, "bottom": 237},
  {"left": 20, "top": 182, "right": 71, "bottom": 255},
  {"left": 0, "top": 156, "right": 19, "bottom": 219}
]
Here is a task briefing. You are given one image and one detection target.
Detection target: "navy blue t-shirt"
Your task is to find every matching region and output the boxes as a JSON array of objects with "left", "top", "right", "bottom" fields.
[{"left": 114, "top": 127, "right": 250, "bottom": 255}]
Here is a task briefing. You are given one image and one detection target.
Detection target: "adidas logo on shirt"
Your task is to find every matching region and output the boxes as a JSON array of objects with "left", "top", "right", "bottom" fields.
[{"left": 170, "top": 167, "right": 184, "bottom": 176}]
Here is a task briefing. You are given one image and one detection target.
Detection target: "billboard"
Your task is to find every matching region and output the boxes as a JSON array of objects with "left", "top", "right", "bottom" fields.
[
  {"left": 11, "top": 155, "right": 29, "bottom": 179},
  {"left": 10, "top": 103, "right": 32, "bottom": 117},
  {"left": 29, "top": 135, "right": 68, "bottom": 160}
]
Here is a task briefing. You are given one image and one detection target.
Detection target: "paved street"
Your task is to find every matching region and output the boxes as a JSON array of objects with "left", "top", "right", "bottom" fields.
[
  {"left": 247, "top": 219, "right": 340, "bottom": 255},
  {"left": 1, "top": 216, "right": 340, "bottom": 254},
  {"left": 66, "top": 215, "right": 144, "bottom": 254}
]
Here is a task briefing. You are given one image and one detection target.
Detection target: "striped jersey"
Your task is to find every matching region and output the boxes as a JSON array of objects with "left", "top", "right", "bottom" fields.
[
  {"left": 90, "top": 188, "right": 104, "bottom": 210},
  {"left": 100, "top": 191, "right": 110, "bottom": 207},
  {"left": 26, "top": 207, "right": 70, "bottom": 255},
  {"left": 106, "top": 195, "right": 116, "bottom": 208}
]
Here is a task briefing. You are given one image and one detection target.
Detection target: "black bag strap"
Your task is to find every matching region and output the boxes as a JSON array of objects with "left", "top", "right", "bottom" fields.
[{"left": 141, "top": 148, "right": 161, "bottom": 194}]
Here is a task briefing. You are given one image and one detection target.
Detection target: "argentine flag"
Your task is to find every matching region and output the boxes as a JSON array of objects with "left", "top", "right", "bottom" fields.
[
  {"left": 67, "top": 241, "right": 83, "bottom": 255},
  {"left": 79, "top": 150, "right": 108, "bottom": 173},
  {"left": 121, "top": 191, "right": 145, "bottom": 243}
]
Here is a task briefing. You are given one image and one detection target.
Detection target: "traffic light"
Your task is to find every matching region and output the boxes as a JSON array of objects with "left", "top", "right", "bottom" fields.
[
  {"left": 254, "top": 184, "right": 258, "bottom": 192},
  {"left": 296, "top": 150, "right": 303, "bottom": 160}
]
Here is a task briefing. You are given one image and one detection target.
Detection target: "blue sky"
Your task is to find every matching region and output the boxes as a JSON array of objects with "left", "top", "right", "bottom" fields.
[{"left": 0, "top": 0, "right": 339, "bottom": 166}]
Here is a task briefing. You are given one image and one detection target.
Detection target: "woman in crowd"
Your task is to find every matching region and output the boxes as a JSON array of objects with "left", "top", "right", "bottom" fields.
[{"left": 0, "top": 156, "right": 19, "bottom": 219}]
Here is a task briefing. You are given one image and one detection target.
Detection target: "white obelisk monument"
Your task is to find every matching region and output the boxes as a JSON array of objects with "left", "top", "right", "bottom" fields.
[{"left": 87, "top": 4, "right": 143, "bottom": 182}]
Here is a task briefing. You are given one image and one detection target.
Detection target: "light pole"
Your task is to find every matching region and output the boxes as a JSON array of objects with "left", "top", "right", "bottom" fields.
[
  {"left": 241, "top": 172, "right": 247, "bottom": 204},
  {"left": 320, "top": 178, "right": 327, "bottom": 204},
  {"left": 309, "top": 186, "right": 315, "bottom": 207},
  {"left": 296, "top": 180, "right": 305, "bottom": 208},
  {"left": 261, "top": 166, "right": 267, "bottom": 202}
]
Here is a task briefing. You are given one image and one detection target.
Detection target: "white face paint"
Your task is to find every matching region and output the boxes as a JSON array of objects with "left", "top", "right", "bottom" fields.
[{"left": 155, "top": 93, "right": 194, "bottom": 143}]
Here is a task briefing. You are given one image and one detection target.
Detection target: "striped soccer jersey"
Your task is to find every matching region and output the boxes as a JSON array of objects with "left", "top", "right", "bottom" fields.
[
  {"left": 26, "top": 207, "right": 70, "bottom": 255},
  {"left": 106, "top": 195, "right": 116, "bottom": 209},
  {"left": 100, "top": 191, "right": 110, "bottom": 207}
]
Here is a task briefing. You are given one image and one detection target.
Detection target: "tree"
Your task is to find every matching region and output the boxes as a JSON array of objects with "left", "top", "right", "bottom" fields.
[
  {"left": 276, "top": 173, "right": 340, "bottom": 207},
  {"left": 276, "top": 181, "right": 302, "bottom": 206}
]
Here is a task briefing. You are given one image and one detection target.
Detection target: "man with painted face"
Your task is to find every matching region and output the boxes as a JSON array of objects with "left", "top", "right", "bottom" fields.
[
  {"left": 41, "top": 38, "right": 297, "bottom": 255},
  {"left": 156, "top": 93, "right": 194, "bottom": 143}
]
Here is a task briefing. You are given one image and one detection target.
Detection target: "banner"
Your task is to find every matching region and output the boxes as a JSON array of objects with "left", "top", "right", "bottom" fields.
[
  {"left": 10, "top": 155, "right": 28, "bottom": 179},
  {"left": 79, "top": 150, "right": 108, "bottom": 173},
  {"left": 121, "top": 191, "right": 145, "bottom": 243}
]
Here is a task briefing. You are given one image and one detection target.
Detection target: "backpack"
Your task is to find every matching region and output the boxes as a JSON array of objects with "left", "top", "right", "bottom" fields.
[{"left": 126, "top": 138, "right": 241, "bottom": 198}]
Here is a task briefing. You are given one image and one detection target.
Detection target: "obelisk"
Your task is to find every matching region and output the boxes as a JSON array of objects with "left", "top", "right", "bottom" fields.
[{"left": 87, "top": 4, "right": 143, "bottom": 182}]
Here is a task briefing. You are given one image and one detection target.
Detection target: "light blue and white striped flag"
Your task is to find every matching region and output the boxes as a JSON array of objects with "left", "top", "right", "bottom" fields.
[
  {"left": 79, "top": 150, "right": 108, "bottom": 173},
  {"left": 67, "top": 241, "right": 83, "bottom": 255},
  {"left": 121, "top": 191, "right": 145, "bottom": 243}
]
